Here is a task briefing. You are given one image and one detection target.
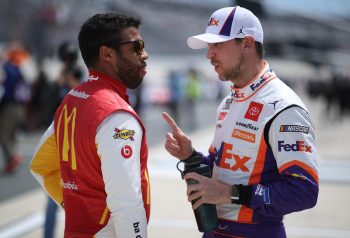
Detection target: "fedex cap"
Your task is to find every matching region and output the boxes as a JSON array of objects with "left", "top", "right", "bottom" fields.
[{"left": 187, "top": 6, "right": 263, "bottom": 49}]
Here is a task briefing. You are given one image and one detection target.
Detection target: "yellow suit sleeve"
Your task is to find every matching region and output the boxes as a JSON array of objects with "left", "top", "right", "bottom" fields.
[{"left": 30, "top": 124, "right": 63, "bottom": 206}]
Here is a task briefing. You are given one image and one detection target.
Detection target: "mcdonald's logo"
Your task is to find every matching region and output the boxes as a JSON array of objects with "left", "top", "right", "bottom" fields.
[{"left": 57, "top": 105, "right": 77, "bottom": 170}]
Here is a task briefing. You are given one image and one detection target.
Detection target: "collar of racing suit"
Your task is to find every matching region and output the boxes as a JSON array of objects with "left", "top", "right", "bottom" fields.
[
  {"left": 88, "top": 69, "right": 129, "bottom": 103},
  {"left": 230, "top": 61, "right": 277, "bottom": 102}
]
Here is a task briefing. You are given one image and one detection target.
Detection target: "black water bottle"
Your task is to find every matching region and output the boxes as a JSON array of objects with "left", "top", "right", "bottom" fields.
[{"left": 177, "top": 155, "right": 218, "bottom": 232}]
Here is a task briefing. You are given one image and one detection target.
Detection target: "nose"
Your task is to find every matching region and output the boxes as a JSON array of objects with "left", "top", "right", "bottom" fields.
[
  {"left": 141, "top": 49, "right": 148, "bottom": 60},
  {"left": 207, "top": 44, "right": 215, "bottom": 60}
]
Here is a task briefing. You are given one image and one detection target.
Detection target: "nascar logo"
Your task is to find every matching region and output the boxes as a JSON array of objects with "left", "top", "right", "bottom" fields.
[{"left": 279, "top": 125, "right": 309, "bottom": 134}]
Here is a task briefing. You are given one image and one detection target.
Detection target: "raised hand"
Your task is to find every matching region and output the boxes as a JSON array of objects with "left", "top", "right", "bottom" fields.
[{"left": 162, "top": 112, "right": 194, "bottom": 160}]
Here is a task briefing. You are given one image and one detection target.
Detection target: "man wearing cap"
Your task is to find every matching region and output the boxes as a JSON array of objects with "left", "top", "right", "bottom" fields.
[{"left": 163, "top": 6, "right": 318, "bottom": 238}]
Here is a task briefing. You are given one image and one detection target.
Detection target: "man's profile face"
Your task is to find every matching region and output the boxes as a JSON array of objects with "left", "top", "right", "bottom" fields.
[
  {"left": 114, "top": 27, "right": 148, "bottom": 89},
  {"left": 207, "top": 39, "right": 244, "bottom": 83}
]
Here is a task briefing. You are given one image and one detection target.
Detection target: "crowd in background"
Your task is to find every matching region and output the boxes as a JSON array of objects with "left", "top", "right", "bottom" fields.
[
  {"left": 0, "top": 40, "right": 83, "bottom": 172},
  {"left": 0, "top": 39, "right": 86, "bottom": 237}
]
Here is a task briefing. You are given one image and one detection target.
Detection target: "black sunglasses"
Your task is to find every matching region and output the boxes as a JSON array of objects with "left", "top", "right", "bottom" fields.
[{"left": 112, "top": 39, "right": 145, "bottom": 55}]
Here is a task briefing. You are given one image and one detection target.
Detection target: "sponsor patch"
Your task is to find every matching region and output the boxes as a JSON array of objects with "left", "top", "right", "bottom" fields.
[
  {"left": 218, "top": 142, "right": 251, "bottom": 172},
  {"left": 223, "top": 98, "right": 232, "bottom": 110},
  {"left": 278, "top": 140, "right": 312, "bottom": 153},
  {"left": 218, "top": 225, "right": 230, "bottom": 231},
  {"left": 88, "top": 75, "right": 99, "bottom": 81},
  {"left": 290, "top": 173, "right": 307, "bottom": 180},
  {"left": 218, "top": 112, "right": 227, "bottom": 121},
  {"left": 232, "top": 90, "right": 245, "bottom": 99},
  {"left": 121, "top": 145, "right": 133, "bottom": 159},
  {"left": 208, "top": 17, "right": 219, "bottom": 26},
  {"left": 255, "top": 184, "right": 270, "bottom": 204},
  {"left": 232, "top": 129, "right": 256, "bottom": 143},
  {"left": 250, "top": 71, "right": 273, "bottom": 91},
  {"left": 268, "top": 99, "right": 283, "bottom": 110},
  {"left": 61, "top": 180, "right": 78, "bottom": 190},
  {"left": 113, "top": 128, "right": 135, "bottom": 141},
  {"left": 235, "top": 121, "right": 259, "bottom": 131},
  {"left": 236, "top": 26, "right": 245, "bottom": 36},
  {"left": 69, "top": 90, "right": 90, "bottom": 99},
  {"left": 244, "top": 101, "right": 264, "bottom": 122},
  {"left": 279, "top": 125, "right": 309, "bottom": 134}
]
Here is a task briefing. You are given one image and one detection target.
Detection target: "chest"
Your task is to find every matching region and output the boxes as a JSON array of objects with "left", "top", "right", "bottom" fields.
[{"left": 212, "top": 98, "right": 272, "bottom": 184}]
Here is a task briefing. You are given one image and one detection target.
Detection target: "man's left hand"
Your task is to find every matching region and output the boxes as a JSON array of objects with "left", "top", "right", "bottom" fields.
[{"left": 184, "top": 172, "right": 231, "bottom": 209}]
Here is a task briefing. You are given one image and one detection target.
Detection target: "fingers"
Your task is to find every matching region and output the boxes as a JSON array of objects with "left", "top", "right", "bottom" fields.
[
  {"left": 186, "top": 187, "right": 205, "bottom": 210},
  {"left": 162, "top": 112, "right": 193, "bottom": 160},
  {"left": 185, "top": 173, "right": 205, "bottom": 201},
  {"left": 184, "top": 173, "right": 215, "bottom": 209},
  {"left": 162, "top": 112, "right": 181, "bottom": 133},
  {"left": 192, "top": 197, "right": 205, "bottom": 210},
  {"left": 184, "top": 172, "right": 204, "bottom": 182},
  {"left": 165, "top": 142, "right": 181, "bottom": 156},
  {"left": 186, "top": 181, "right": 204, "bottom": 209},
  {"left": 164, "top": 132, "right": 181, "bottom": 154},
  {"left": 166, "top": 132, "right": 178, "bottom": 145}
]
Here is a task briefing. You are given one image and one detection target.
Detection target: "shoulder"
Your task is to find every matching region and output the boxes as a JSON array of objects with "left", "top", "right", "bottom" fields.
[
  {"left": 257, "top": 77, "right": 307, "bottom": 114},
  {"left": 273, "top": 106, "right": 314, "bottom": 129}
]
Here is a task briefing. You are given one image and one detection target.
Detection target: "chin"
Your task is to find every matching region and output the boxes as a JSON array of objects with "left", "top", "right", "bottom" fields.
[{"left": 218, "top": 74, "right": 228, "bottom": 82}]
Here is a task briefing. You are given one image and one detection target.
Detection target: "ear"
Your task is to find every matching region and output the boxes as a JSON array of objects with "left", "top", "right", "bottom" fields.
[
  {"left": 241, "top": 37, "right": 255, "bottom": 54},
  {"left": 99, "top": 45, "right": 114, "bottom": 63}
]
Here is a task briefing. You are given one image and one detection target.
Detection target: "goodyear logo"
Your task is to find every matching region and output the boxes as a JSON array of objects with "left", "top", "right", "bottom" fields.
[{"left": 113, "top": 128, "right": 135, "bottom": 141}]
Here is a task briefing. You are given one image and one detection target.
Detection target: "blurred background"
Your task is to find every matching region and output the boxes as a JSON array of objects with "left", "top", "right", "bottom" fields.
[{"left": 0, "top": 0, "right": 349, "bottom": 237}]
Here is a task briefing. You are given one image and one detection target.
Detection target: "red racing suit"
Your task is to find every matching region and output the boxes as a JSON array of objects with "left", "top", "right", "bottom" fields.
[{"left": 31, "top": 70, "right": 150, "bottom": 237}]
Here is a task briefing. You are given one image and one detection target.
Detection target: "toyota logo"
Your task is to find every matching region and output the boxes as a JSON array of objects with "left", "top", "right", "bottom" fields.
[{"left": 249, "top": 107, "right": 260, "bottom": 116}]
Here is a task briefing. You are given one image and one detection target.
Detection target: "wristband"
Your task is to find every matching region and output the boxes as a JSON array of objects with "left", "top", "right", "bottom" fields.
[
  {"left": 185, "top": 148, "right": 197, "bottom": 160},
  {"left": 231, "top": 184, "right": 253, "bottom": 205},
  {"left": 231, "top": 185, "right": 240, "bottom": 204}
]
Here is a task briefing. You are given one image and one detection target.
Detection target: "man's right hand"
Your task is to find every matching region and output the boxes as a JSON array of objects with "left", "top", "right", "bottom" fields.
[{"left": 162, "top": 112, "right": 194, "bottom": 160}]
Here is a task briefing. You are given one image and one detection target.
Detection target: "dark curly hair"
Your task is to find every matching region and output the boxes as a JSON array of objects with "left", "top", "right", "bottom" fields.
[{"left": 78, "top": 13, "right": 141, "bottom": 68}]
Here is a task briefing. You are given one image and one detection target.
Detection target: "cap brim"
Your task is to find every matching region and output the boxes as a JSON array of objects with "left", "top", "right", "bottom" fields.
[{"left": 187, "top": 33, "right": 234, "bottom": 49}]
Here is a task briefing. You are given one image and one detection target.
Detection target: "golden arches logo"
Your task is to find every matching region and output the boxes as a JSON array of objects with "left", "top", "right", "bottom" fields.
[{"left": 57, "top": 105, "right": 77, "bottom": 170}]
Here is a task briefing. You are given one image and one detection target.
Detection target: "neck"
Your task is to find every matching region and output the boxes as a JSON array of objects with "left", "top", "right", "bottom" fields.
[
  {"left": 233, "top": 59, "right": 264, "bottom": 88},
  {"left": 90, "top": 65, "right": 108, "bottom": 77}
]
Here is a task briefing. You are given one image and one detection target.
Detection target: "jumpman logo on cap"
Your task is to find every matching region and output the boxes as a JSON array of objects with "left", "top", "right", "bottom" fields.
[{"left": 236, "top": 26, "right": 245, "bottom": 36}]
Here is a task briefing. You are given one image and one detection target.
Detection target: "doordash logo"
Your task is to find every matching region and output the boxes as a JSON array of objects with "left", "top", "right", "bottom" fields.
[{"left": 232, "top": 129, "right": 256, "bottom": 143}]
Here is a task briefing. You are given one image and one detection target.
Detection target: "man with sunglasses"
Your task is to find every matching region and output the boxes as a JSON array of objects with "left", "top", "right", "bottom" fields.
[
  {"left": 30, "top": 13, "right": 150, "bottom": 237},
  {"left": 163, "top": 6, "right": 319, "bottom": 238}
]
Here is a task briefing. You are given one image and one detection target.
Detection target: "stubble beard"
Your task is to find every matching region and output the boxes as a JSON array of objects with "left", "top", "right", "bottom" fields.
[
  {"left": 116, "top": 53, "right": 144, "bottom": 89},
  {"left": 221, "top": 55, "right": 244, "bottom": 83}
]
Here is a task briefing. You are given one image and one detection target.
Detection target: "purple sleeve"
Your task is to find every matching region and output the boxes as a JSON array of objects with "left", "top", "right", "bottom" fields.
[
  {"left": 194, "top": 148, "right": 216, "bottom": 169},
  {"left": 249, "top": 106, "right": 319, "bottom": 217},
  {"left": 249, "top": 169, "right": 318, "bottom": 217}
]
